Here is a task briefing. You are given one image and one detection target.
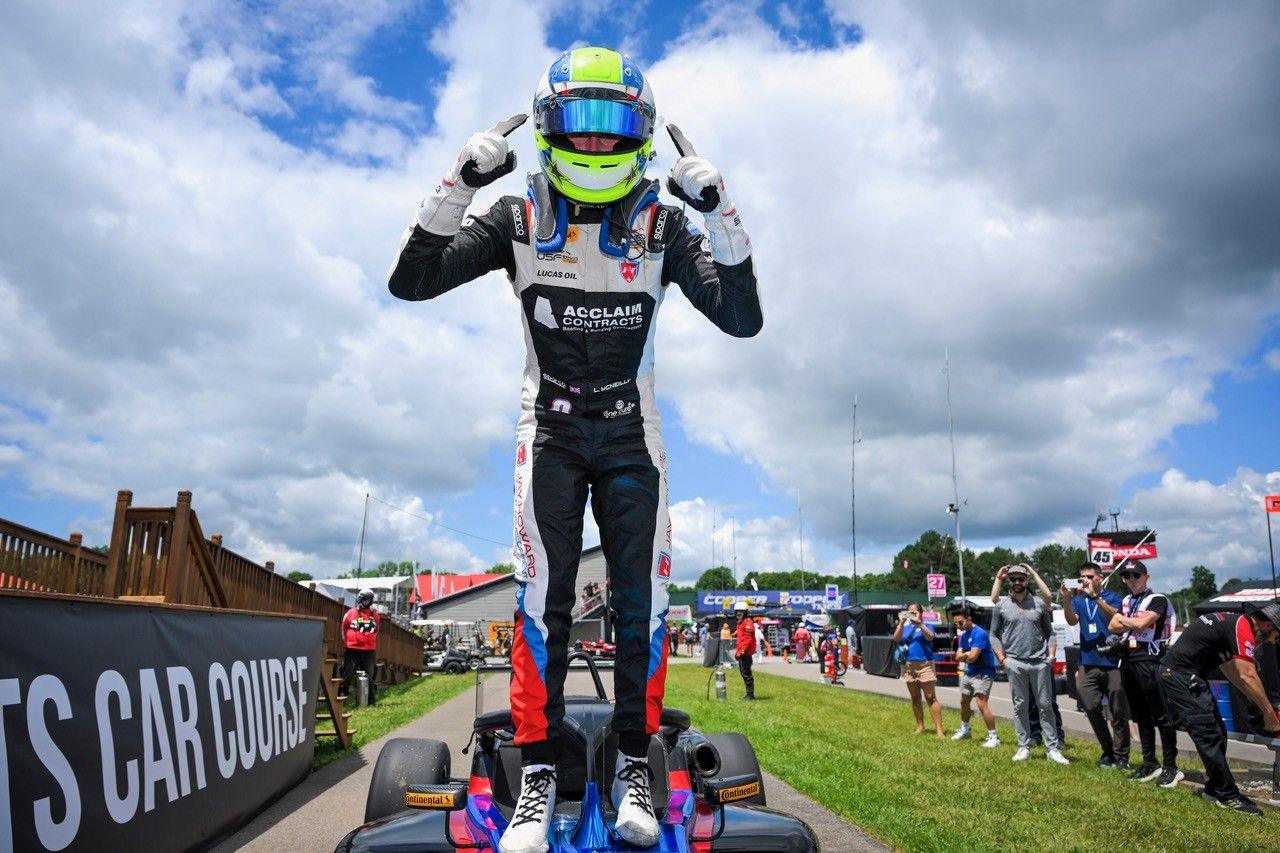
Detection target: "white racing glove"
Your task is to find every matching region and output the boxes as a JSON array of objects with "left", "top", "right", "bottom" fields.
[
  {"left": 415, "top": 115, "right": 525, "bottom": 236},
  {"left": 669, "top": 156, "right": 751, "bottom": 266}
]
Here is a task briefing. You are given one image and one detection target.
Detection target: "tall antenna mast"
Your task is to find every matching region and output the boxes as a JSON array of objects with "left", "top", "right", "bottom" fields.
[
  {"left": 852, "top": 395, "right": 863, "bottom": 604},
  {"left": 944, "top": 352, "right": 967, "bottom": 600},
  {"left": 356, "top": 492, "right": 370, "bottom": 578},
  {"left": 731, "top": 516, "right": 738, "bottom": 585},
  {"left": 711, "top": 503, "right": 717, "bottom": 569},
  {"left": 797, "top": 490, "right": 806, "bottom": 591}
]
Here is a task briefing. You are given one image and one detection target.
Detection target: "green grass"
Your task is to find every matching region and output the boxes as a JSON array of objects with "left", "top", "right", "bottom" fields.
[
  {"left": 312, "top": 673, "right": 473, "bottom": 769},
  {"left": 664, "top": 666, "right": 1276, "bottom": 852}
]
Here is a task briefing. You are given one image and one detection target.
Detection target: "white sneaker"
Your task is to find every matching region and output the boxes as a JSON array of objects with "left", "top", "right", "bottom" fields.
[
  {"left": 950, "top": 726, "right": 971, "bottom": 741},
  {"left": 612, "top": 754, "right": 660, "bottom": 847},
  {"left": 499, "top": 765, "right": 556, "bottom": 853},
  {"left": 1011, "top": 747, "right": 1031, "bottom": 762},
  {"left": 1046, "top": 749, "right": 1070, "bottom": 765},
  {"left": 982, "top": 733, "right": 1001, "bottom": 749}
]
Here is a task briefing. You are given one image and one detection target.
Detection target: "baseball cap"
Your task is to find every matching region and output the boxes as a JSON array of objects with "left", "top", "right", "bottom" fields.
[
  {"left": 1006, "top": 565, "right": 1029, "bottom": 578},
  {"left": 1247, "top": 601, "right": 1280, "bottom": 630},
  {"left": 1117, "top": 560, "right": 1148, "bottom": 575}
]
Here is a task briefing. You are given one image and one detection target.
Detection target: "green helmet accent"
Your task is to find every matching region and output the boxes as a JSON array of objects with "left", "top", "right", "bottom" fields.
[{"left": 532, "top": 47, "right": 656, "bottom": 204}]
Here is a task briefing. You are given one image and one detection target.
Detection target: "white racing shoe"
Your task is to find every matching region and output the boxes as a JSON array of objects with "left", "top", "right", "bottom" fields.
[
  {"left": 499, "top": 765, "right": 557, "bottom": 853},
  {"left": 612, "top": 754, "right": 660, "bottom": 847}
]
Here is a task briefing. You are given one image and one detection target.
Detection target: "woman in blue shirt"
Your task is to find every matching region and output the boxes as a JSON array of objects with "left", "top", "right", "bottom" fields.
[{"left": 893, "top": 602, "right": 945, "bottom": 737}]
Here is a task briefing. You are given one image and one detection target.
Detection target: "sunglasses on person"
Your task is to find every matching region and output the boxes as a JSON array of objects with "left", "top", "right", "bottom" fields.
[{"left": 1120, "top": 571, "right": 1143, "bottom": 580}]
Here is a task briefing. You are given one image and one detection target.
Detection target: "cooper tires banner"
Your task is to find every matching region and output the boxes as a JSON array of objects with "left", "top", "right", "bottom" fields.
[{"left": 0, "top": 593, "right": 324, "bottom": 852}]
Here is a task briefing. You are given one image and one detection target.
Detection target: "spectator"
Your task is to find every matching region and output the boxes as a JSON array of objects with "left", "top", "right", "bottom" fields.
[
  {"left": 893, "top": 603, "right": 945, "bottom": 738},
  {"left": 698, "top": 621, "right": 708, "bottom": 653},
  {"left": 1159, "top": 603, "right": 1280, "bottom": 815},
  {"left": 734, "top": 601, "right": 756, "bottom": 700},
  {"left": 990, "top": 564, "right": 1068, "bottom": 764},
  {"left": 1108, "top": 560, "right": 1181, "bottom": 786},
  {"left": 342, "top": 588, "right": 381, "bottom": 705},
  {"left": 793, "top": 624, "right": 811, "bottom": 662},
  {"left": 952, "top": 606, "right": 1000, "bottom": 747},
  {"left": 845, "top": 620, "right": 858, "bottom": 658},
  {"left": 1061, "top": 562, "right": 1129, "bottom": 769},
  {"left": 684, "top": 625, "right": 696, "bottom": 656},
  {"left": 754, "top": 619, "right": 766, "bottom": 662}
]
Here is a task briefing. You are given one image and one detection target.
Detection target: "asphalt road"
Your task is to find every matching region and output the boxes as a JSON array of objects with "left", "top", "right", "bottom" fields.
[{"left": 214, "top": 669, "right": 885, "bottom": 852}]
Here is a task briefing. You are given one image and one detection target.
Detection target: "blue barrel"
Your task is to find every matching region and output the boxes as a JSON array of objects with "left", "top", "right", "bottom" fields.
[{"left": 1209, "top": 681, "right": 1235, "bottom": 732}]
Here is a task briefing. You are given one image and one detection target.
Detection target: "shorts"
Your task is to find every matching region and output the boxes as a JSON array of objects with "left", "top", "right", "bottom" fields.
[
  {"left": 902, "top": 660, "right": 936, "bottom": 684},
  {"left": 960, "top": 673, "right": 993, "bottom": 697}
]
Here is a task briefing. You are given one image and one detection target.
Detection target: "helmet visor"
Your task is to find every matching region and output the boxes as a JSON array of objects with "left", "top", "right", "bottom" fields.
[{"left": 536, "top": 91, "right": 654, "bottom": 151}]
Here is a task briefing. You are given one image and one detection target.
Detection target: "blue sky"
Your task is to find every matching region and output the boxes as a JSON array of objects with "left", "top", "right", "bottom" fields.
[{"left": 1, "top": 0, "right": 1277, "bottom": 586}]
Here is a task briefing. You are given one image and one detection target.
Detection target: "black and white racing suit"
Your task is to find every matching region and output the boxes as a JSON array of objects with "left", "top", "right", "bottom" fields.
[{"left": 389, "top": 171, "right": 760, "bottom": 764}]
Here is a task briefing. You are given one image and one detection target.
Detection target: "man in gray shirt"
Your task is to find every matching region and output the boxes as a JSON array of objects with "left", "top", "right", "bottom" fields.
[{"left": 990, "top": 563, "right": 1069, "bottom": 765}]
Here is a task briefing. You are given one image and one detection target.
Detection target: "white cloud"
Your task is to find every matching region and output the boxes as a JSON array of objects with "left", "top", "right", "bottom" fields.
[
  {"left": 0, "top": 0, "right": 1277, "bottom": 585},
  {"left": 1124, "top": 467, "right": 1280, "bottom": 589},
  {"left": 1265, "top": 349, "right": 1280, "bottom": 372}
]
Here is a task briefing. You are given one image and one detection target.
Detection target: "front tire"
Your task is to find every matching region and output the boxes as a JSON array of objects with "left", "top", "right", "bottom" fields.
[
  {"left": 364, "top": 738, "right": 450, "bottom": 823},
  {"left": 704, "top": 732, "right": 766, "bottom": 806}
]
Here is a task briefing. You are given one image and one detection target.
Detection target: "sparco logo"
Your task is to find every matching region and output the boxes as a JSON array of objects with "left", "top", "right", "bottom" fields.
[
  {"left": 560, "top": 304, "right": 644, "bottom": 333},
  {"left": 510, "top": 202, "right": 525, "bottom": 237},
  {"left": 652, "top": 209, "right": 669, "bottom": 242}
]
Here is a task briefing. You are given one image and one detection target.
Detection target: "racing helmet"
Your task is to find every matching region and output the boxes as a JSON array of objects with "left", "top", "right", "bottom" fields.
[
  {"left": 358, "top": 588, "right": 374, "bottom": 608},
  {"left": 532, "top": 46, "right": 656, "bottom": 204}
]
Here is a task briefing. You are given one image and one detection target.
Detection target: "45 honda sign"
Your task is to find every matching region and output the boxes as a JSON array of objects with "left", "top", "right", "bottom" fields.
[{"left": 1088, "top": 536, "right": 1157, "bottom": 571}]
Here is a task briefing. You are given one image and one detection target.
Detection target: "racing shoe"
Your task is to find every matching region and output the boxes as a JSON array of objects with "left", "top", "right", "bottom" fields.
[
  {"left": 500, "top": 765, "right": 557, "bottom": 853},
  {"left": 612, "top": 753, "right": 660, "bottom": 847}
]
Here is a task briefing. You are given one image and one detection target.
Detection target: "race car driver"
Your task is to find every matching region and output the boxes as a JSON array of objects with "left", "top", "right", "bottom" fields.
[{"left": 388, "top": 46, "right": 761, "bottom": 853}]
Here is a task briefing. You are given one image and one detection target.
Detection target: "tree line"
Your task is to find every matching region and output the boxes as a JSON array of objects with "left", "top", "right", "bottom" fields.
[{"left": 678, "top": 529, "right": 1231, "bottom": 621}]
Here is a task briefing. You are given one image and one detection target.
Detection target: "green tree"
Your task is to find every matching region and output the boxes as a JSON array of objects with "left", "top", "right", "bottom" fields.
[
  {"left": 1029, "top": 543, "right": 1087, "bottom": 590},
  {"left": 1188, "top": 565, "right": 1217, "bottom": 599},
  {"left": 286, "top": 571, "right": 313, "bottom": 583},
  {"left": 694, "top": 566, "right": 736, "bottom": 590},
  {"left": 490, "top": 562, "right": 516, "bottom": 574}
]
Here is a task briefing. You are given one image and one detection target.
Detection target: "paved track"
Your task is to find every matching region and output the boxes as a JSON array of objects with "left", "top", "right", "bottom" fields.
[{"left": 215, "top": 670, "right": 886, "bottom": 852}]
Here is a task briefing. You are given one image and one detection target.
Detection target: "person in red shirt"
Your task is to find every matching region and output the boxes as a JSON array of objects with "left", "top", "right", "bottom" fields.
[
  {"left": 342, "top": 589, "right": 381, "bottom": 704},
  {"left": 734, "top": 600, "right": 757, "bottom": 700}
]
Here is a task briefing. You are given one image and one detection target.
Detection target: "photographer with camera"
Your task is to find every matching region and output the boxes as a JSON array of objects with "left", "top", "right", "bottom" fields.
[
  {"left": 990, "top": 564, "right": 1069, "bottom": 764},
  {"left": 893, "top": 602, "right": 945, "bottom": 737},
  {"left": 1060, "top": 562, "right": 1130, "bottom": 769},
  {"left": 1108, "top": 560, "right": 1181, "bottom": 787},
  {"left": 1157, "top": 602, "right": 1280, "bottom": 815}
]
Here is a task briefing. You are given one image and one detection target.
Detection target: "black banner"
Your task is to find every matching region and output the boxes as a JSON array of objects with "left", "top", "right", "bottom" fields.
[{"left": 0, "top": 593, "right": 324, "bottom": 851}]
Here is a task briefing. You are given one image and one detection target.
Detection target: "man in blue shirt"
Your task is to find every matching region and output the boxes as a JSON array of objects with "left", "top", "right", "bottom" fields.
[
  {"left": 951, "top": 605, "right": 1000, "bottom": 747},
  {"left": 1061, "top": 562, "right": 1129, "bottom": 768}
]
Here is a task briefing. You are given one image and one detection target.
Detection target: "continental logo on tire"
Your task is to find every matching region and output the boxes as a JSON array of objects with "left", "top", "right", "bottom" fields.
[
  {"left": 406, "top": 790, "right": 459, "bottom": 809},
  {"left": 716, "top": 780, "right": 760, "bottom": 803}
]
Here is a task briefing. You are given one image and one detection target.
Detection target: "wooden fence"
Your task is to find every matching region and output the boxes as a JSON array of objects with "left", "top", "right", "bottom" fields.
[
  {"left": 1, "top": 490, "right": 422, "bottom": 682},
  {"left": 0, "top": 519, "right": 109, "bottom": 596}
]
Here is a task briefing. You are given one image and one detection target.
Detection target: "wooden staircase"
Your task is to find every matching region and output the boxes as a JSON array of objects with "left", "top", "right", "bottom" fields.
[{"left": 315, "top": 657, "right": 355, "bottom": 749}]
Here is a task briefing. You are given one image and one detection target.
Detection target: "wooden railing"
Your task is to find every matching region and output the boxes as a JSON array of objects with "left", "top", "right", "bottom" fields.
[
  {"left": 0, "top": 519, "right": 109, "bottom": 596},
  {"left": 106, "top": 489, "right": 421, "bottom": 680}
]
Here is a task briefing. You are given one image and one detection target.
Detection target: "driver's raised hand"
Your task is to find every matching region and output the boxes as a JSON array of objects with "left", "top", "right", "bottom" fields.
[{"left": 454, "top": 129, "right": 516, "bottom": 189}]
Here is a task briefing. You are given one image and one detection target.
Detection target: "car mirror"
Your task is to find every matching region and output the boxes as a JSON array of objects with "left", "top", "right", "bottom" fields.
[{"left": 406, "top": 782, "right": 468, "bottom": 811}]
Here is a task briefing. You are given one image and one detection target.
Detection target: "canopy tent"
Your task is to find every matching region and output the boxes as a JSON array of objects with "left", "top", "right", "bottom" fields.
[{"left": 1192, "top": 580, "right": 1280, "bottom": 615}]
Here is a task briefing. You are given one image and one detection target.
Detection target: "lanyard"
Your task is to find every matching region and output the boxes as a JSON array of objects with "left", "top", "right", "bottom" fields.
[{"left": 1085, "top": 597, "right": 1099, "bottom": 626}]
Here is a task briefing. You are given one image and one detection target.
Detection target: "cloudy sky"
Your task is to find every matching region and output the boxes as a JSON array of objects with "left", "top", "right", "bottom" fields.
[{"left": 1, "top": 0, "right": 1277, "bottom": 590}]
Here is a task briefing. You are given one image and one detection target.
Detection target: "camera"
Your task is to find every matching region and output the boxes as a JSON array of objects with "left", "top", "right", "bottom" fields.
[{"left": 1095, "top": 634, "right": 1128, "bottom": 661}]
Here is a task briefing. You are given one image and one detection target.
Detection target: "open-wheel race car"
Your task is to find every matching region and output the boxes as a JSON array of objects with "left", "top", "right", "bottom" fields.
[{"left": 335, "top": 653, "right": 819, "bottom": 852}]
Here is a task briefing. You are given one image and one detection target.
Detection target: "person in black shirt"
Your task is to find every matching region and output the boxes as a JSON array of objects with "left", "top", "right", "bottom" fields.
[
  {"left": 1108, "top": 561, "right": 1180, "bottom": 786},
  {"left": 1159, "top": 603, "right": 1280, "bottom": 815}
]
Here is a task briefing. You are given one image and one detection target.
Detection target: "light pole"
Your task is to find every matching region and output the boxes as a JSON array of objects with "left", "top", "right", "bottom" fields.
[{"left": 851, "top": 395, "right": 863, "bottom": 604}]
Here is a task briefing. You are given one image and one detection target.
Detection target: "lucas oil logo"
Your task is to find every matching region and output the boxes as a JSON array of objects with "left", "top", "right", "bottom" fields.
[{"left": 657, "top": 552, "right": 671, "bottom": 578}]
